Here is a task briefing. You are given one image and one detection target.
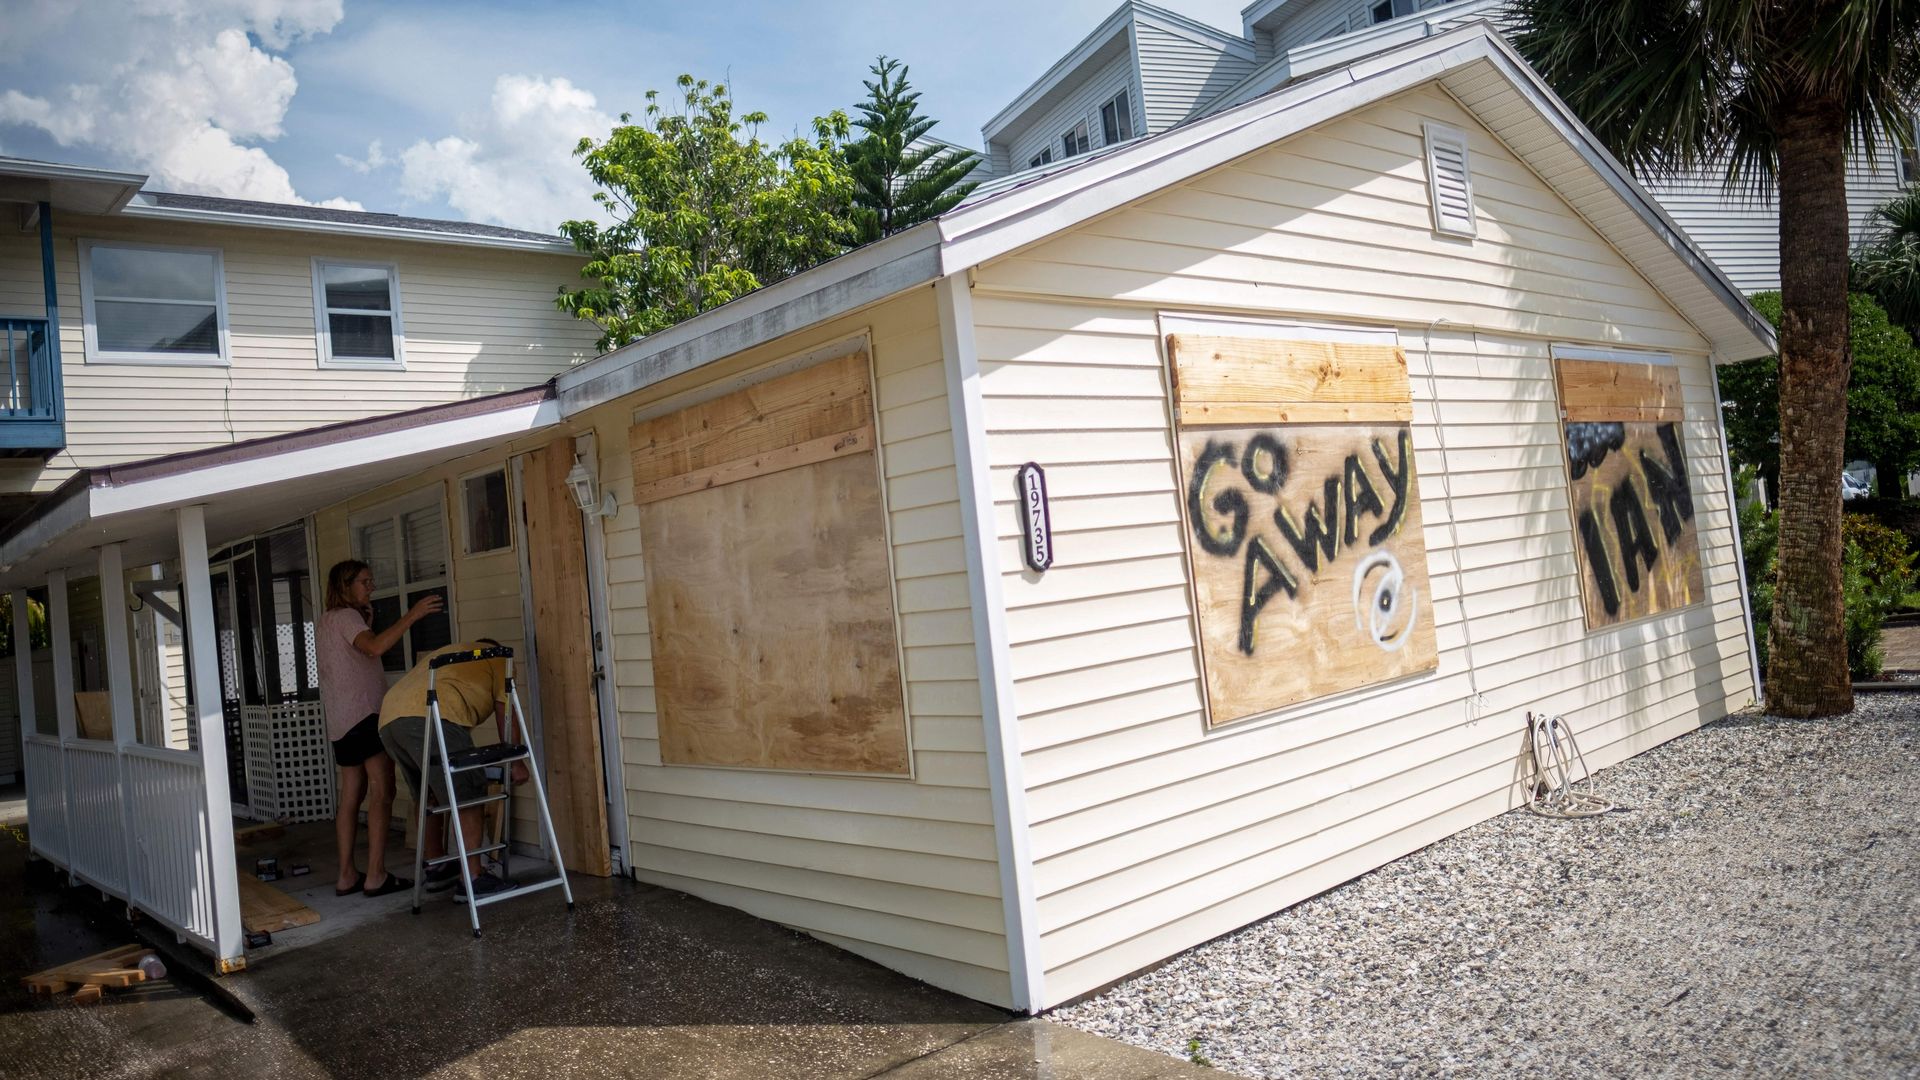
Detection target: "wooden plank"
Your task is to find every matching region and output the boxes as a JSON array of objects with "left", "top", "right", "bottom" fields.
[
  {"left": 74, "top": 690, "right": 111, "bottom": 741},
  {"left": 1168, "top": 336, "right": 1411, "bottom": 406},
  {"left": 522, "top": 437, "right": 613, "bottom": 878},
  {"left": 24, "top": 945, "right": 150, "bottom": 995},
  {"left": 631, "top": 425, "right": 874, "bottom": 506},
  {"left": 642, "top": 451, "right": 910, "bottom": 774},
  {"left": 1555, "top": 358, "right": 1683, "bottom": 418},
  {"left": 1179, "top": 401, "right": 1413, "bottom": 426},
  {"left": 630, "top": 353, "right": 872, "bottom": 489},
  {"left": 1563, "top": 404, "right": 1685, "bottom": 423},
  {"left": 237, "top": 873, "right": 321, "bottom": 934},
  {"left": 1563, "top": 419, "right": 1707, "bottom": 629},
  {"left": 1173, "top": 422, "right": 1439, "bottom": 726}
]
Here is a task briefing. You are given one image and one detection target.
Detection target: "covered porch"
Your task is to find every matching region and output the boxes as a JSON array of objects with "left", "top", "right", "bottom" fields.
[{"left": 0, "top": 385, "right": 581, "bottom": 970}]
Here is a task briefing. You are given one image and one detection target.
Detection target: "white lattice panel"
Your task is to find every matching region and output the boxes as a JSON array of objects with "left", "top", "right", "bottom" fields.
[{"left": 240, "top": 702, "right": 334, "bottom": 822}]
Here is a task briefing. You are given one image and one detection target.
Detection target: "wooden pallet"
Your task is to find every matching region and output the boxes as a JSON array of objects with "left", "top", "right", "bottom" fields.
[
  {"left": 22, "top": 944, "right": 151, "bottom": 1004},
  {"left": 238, "top": 872, "right": 321, "bottom": 934}
]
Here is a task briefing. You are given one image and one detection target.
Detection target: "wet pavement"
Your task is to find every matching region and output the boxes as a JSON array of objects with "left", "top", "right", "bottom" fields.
[{"left": 0, "top": 821, "right": 1211, "bottom": 1079}]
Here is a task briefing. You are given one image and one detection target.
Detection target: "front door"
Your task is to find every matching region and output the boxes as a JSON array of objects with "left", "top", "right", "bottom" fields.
[{"left": 520, "top": 437, "right": 613, "bottom": 877}]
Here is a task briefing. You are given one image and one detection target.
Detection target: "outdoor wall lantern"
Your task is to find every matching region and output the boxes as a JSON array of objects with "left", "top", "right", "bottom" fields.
[{"left": 565, "top": 454, "right": 619, "bottom": 518}]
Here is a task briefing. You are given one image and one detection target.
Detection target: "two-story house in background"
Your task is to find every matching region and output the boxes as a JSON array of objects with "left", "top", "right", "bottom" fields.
[
  {"left": 972, "top": 0, "right": 1919, "bottom": 294},
  {"left": 0, "top": 156, "right": 596, "bottom": 787}
]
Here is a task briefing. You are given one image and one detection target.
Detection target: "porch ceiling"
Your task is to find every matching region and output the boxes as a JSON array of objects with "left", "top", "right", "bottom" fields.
[{"left": 0, "top": 386, "right": 560, "bottom": 583}]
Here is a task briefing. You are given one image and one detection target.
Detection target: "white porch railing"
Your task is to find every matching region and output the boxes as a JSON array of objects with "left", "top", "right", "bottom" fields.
[
  {"left": 62, "top": 739, "right": 128, "bottom": 895},
  {"left": 22, "top": 734, "right": 66, "bottom": 863},
  {"left": 125, "top": 744, "right": 225, "bottom": 950}
]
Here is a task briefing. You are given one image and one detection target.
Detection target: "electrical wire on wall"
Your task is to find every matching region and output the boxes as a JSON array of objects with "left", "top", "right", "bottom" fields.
[{"left": 1421, "top": 316, "right": 1486, "bottom": 717}]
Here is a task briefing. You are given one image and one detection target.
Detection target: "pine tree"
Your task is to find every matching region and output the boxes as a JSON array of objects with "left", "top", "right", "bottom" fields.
[{"left": 847, "top": 57, "right": 980, "bottom": 244}]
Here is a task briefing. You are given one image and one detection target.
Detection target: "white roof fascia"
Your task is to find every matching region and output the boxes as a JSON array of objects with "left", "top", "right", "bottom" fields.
[
  {"left": 937, "top": 21, "right": 1775, "bottom": 361},
  {"left": 118, "top": 198, "right": 581, "bottom": 255},
  {"left": 88, "top": 397, "right": 559, "bottom": 521},
  {"left": 0, "top": 158, "right": 148, "bottom": 214},
  {"left": 982, "top": 3, "right": 1138, "bottom": 142},
  {"left": 0, "top": 486, "right": 92, "bottom": 577},
  {"left": 556, "top": 223, "right": 943, "bottom": 416},
  {"left": 1239, "top": 0, "right": 1293, "bottom": 36}
]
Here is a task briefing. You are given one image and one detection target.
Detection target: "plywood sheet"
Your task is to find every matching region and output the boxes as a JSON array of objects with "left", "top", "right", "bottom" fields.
[
  {"left": 1176, "top": 422, "right": 1439, "bottom": 725},
  {"left": 522, "top": 438, "right": 612, "bottom": 877},
  {"left": 1168, "top": 335, "right": 1412, "bottom": 406},
  {"left": 1564, "top": 420, "right": 1706, "bottom": 628},
  {"left": 1556, "top": 358, "right": 1683, "bottom": 421},
  {"left": 630, "top": 353, "right": 872, "bottom": 492},
  {"left": 642, "top": 451, "right": 910, "bottom": 774},
  {"left": 237, "top": 874, "right": 320, "bottom": 934}
]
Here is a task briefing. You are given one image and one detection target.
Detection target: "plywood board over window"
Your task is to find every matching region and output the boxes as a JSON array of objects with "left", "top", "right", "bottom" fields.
[
  {"left": 631, "top": 352, "right": 909, "bottom": 775},
  {"left": 1554, "top": 351, "right": 1704, "bottom": 629},
  {"left": 1167, "top": 333, "right": 1439, "bottom": 728}
]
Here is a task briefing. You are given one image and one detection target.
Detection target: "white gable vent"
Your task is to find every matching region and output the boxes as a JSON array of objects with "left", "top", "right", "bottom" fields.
[{"left": 1422, "top": 122, "right": 1476, "bottom": 238}]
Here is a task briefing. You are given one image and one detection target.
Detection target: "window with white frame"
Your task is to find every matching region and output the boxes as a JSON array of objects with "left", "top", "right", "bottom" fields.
[
  {"left": 1028, "top": 147, "right": 1054, "bottom": 169},
  {"left": 460, "top": 466, "right": 512, "bottom": 555},
  {"left": 1100, "top": 90, "right": 1134, "bottom": 146},
  {"left": 313, "top": 260, "right": 405, "bottom": 368},
  {"left": 79, "top": 241, "right": 228, "bottom": 364},
  {"left": 1061, "top": 120, "right": 1091, "bottom": 159},
  {"left": 349, "top": 488, "right": 452, "bottom": 674}
]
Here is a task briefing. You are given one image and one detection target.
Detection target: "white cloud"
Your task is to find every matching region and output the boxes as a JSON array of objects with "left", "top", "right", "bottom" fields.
[
  {"left": 394, "top": 75, "right": 616, "bottom": 233},
  {"left": 0, "top": 0, "right": 359, "bottom": 207}
]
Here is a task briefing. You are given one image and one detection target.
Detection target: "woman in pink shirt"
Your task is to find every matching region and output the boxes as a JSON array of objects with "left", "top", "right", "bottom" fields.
[{"left": 318, "top": 560, "right": 442, "bottom": 897}]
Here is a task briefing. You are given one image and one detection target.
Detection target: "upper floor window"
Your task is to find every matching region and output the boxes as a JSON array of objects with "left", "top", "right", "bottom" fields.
[
  {"left": 78, "top": 241, "right": 229, "bottom": 365},
  {"left": 1901, "top": 118, "right": 1920, "bottom": 184},
  {"left": 1101, "top": 90, "right": 1134, "bottom": 145},
  {"left": 1029, "top": 147, "right": 1054, "bottom": 169},
  {"left": 313, "top": 260, "right": 405, "bottom": 369},
  {"left": 1371, "top": 0, "right": 1417, "bottom": 24},
  {"left": 1062, "top": 120, "right": 1091, "bottom": 159}
]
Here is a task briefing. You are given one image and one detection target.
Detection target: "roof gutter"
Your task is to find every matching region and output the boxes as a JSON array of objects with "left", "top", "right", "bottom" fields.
[{"left": 118, "top": 201, "right": 583, "bottom": 255}]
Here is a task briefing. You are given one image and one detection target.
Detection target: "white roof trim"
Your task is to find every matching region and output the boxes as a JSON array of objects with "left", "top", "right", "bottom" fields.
[
  {"left": 983, "top": 3, "right": 1138, "bottom": 140},
  {"left": 1134, "top": 4, "right": 1257, "bottom": 58},
  {"left": 556, "top": 223, "right": 943, "bottom": 414},
  {"left": 118, "top": 197, "right": 581, "bottom": 255}
]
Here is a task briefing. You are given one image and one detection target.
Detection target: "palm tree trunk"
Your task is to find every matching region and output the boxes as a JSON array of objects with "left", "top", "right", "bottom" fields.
[{"left": 1766, "top": 99, "right": 1854, "bottom": 717}]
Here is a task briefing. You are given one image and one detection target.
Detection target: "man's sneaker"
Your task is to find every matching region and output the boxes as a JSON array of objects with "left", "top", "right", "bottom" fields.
[
  {"left": 423, "top": 863, "right": 461, "bottom": 893},
  {"left": 451, "top": 872, "right": 507, "bottom": 901}
]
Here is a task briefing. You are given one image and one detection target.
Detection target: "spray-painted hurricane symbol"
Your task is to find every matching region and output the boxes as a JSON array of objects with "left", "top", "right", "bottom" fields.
[{"left": 1352, "top": 551, "right": 1417, "bottom": 652}]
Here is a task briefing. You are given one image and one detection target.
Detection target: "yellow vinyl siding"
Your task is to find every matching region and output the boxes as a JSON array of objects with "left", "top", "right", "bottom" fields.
[
  {"left": 0, "top": 215, "right": 596, "bottom": 493},
  {"left": 969, "top": 84, "right": 1750, "bottom": 1006},
  {"left": 578, "top": 287, "right": 1011, "bottom": 1005}
]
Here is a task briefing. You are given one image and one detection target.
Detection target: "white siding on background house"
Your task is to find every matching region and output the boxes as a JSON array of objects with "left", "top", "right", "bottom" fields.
[
  {"left": 0, "top": 217, "right": 596, "bottom": 493},
  {"left": 1005, "top": 52, "right": 1140, "bottom": 172},
  {"left": 1134, "top": 20, "right": 1258, "bottom": 133},
  {"left": 968, "top": 83, "right": 1752, "bottom": 1006},
  {"left": 578, "top": 288, "right": 1014, "bottom": 1006}
]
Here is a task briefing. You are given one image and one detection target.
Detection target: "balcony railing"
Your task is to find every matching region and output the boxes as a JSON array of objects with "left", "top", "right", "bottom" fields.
[{"left": 0, "top": 316, "right": 64, "bottom": 454}]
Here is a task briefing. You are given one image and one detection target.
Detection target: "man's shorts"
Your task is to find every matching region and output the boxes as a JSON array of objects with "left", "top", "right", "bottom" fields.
[{"left": 378, "top": 716, "right": 487, "bottom": 806}]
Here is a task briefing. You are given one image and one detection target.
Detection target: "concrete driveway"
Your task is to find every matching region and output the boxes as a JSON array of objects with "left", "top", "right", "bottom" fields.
[{"left": 0, "top": 828, "right": 1207, "bottom": 1080}]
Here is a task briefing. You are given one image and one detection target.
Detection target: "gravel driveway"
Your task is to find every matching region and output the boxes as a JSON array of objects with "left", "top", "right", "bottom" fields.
[{"left": 1052, "top": 692, "right": 1920, "bottom": 1078}]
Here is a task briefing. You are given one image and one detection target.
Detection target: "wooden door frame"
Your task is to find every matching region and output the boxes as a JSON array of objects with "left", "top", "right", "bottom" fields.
[{"left": 573, "top": 431, "right": 630, "bottom": 876}]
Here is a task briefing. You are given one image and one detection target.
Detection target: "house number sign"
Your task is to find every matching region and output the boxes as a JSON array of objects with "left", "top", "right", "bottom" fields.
[{"left": 1016, "top": 462, "right": 1053, "bottom": 572}]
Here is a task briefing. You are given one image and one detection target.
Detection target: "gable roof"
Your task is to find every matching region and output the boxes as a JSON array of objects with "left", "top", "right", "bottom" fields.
[{"left": 561, "top": 20, "right": 1774, "bottom": 415}]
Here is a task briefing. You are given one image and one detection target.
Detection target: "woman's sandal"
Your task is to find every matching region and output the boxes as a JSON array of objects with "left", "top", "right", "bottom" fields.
[
  {"left": 362, "top": 874, "right": 414, "bottom": 898},
  {"left": 333, "top": 872, "right": 366, "bottom": 897}
]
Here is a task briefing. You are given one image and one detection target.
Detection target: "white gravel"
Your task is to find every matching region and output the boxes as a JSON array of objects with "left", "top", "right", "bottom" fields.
[{"left": 1051, "top": 693, "right": 1920, "bottom": 1078}]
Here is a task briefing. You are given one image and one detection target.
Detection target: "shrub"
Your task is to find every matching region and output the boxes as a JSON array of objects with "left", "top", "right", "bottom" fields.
[{"left": 1840, "top": 514, "right": 1916, "bottom": 679}]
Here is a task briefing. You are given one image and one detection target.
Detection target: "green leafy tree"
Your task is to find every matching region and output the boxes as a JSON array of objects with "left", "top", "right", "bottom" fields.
[
  {"left": 1512, "top": 0, "right": 1920, "bottom": 717},
  {"left": 847, "top": 57, "right": 980, "bottom": 244},
  {"left": 0, "top": 592, "right": 47, "bottom": 658},
  {"left": 1719, "top": 292, "right": 1920, "bottom": 498},
  {"left": 557, "top": 76, "right": 855, "bottom": 350},
  {"left": 1855, "top": 185, "right": 1920, "bottom": 338}
]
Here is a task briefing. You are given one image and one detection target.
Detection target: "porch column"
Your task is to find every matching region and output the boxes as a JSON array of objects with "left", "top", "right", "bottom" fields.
[
  {"left": 46, "top": 570, "right": 74, "bottom": 741},
  {"left": 98, "top": 545, "right": 136, "bottom": 745},
  {"left": 177, "top": 505, "right": 244, "bottom": 967},
  {"left": 12, "top": 587, "right": 37, "bottom": 749}
]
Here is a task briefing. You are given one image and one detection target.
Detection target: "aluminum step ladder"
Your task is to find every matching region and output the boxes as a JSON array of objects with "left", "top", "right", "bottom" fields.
[{"left": 408, "top": 645, "right": 574, "bottom": 936}]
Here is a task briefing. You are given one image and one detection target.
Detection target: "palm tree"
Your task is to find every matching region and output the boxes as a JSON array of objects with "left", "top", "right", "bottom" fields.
[
  {"left": 1510, "top": 0, "right": 1920, "bottom": 718},
  {"left": 1855, "top": 185, "right": 1920, "bottom": 339},
  {"left": 847, "top": 57, "right": 981, "bottom": 244}
]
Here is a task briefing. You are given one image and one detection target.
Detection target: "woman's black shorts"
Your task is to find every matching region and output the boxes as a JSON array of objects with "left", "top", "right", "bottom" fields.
[{"left": 332, "top": 713, "right": 385, "bottom": 767}]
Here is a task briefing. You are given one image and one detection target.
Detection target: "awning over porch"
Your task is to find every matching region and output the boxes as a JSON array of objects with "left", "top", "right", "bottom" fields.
[{"left": 0, "top": 383, "right": 560, "bottom": 586}]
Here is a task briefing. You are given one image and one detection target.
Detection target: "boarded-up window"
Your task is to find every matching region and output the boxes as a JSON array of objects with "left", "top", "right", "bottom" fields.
[
  {"left": 1555, "top": 349, "right": 1705, "bottom": 629},
  {"left": 1167, "top": 331, "right": 1439, "bottom": 727},
  {"left": 630, "top": 352, "right": 909, "bottom": 774}
]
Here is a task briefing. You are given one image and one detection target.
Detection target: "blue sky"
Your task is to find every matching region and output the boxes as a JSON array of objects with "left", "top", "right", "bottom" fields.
[{"left": 0, "top": 0, "right": 1246, "bottom": 231}]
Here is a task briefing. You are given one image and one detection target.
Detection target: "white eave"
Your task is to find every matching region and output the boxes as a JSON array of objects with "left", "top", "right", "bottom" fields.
[
  {"left": 0, "top": 157, "right": 147, "bottom": 215},
  {"left": 118, "top": 195, "right": 582, "bottom": 255}
]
